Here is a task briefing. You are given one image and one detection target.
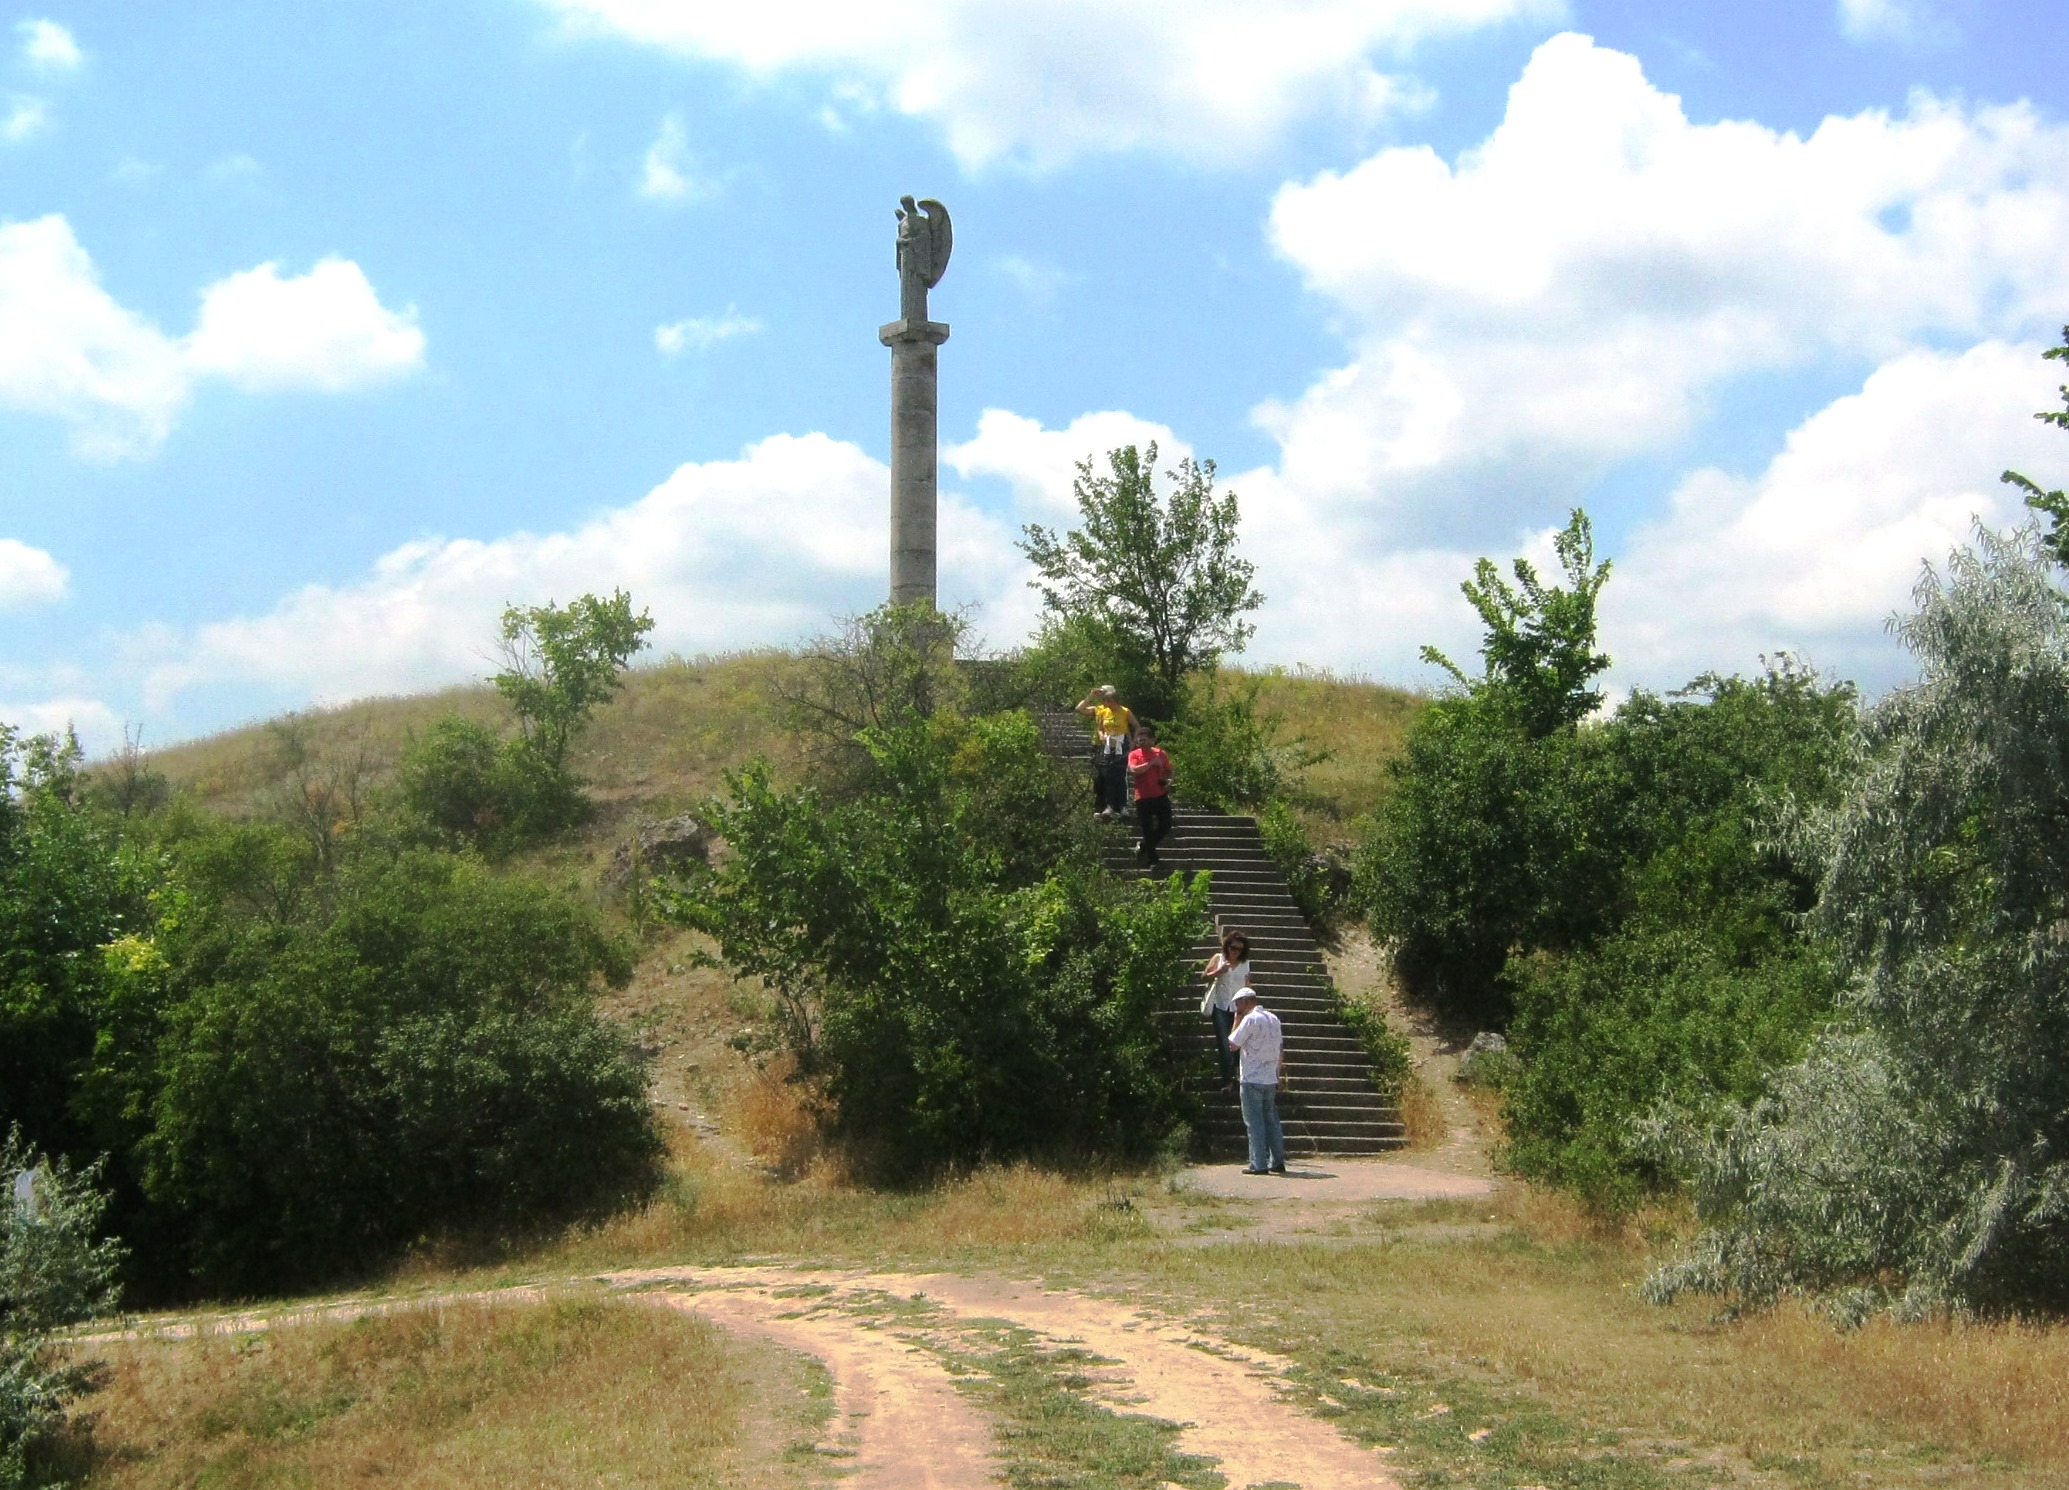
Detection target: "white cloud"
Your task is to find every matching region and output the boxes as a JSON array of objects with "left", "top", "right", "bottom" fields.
[
  {"left": 947, "top": 407, "right": 1190, "bottom": 518},
  {"left": 137, "top": 432, "right": 1019, "bottom": 711},
  {"left": 0, "top": 696, "right": 121, "bottom": 754},
  {"left": 1837, "top": 0, "right": 1948, "bottom": 46},
  {"left": 543, "top": 0, "right": 1556, "bottom": 170},
  {"left": 0, "top": 215, "right": 191, "bottom": 457},
  {"left": 994, "top": 254, "right": 1072, "bottom": 304},
  {"left": 0, "top": 216, "right": 424, "bottom": 458},
  {"left": 205, "top": 152, "right": 261, "bottom": 181},
  {"left": 654, "top": 306, "right": 761, "bottom": 355},
  {"left": 16, "top": 18, "right": 81, "bottom": 71},
  {"left": 639, "top": 113, "right": 713, "bottom": 201},
  {"left": 1605, "top": 342, "right": 2061, "bottom": 689},
  {"left": 3, "top": 94, "right": 48, "bottom": 141},
  {"left": 0, "top": 539, "right": 68, "bottom": 608},
  {"left": 185, "top": 258, "right": 425, "bottom": 393},
  {"left": 1262, "top": 32, "right": 2069, "bottom": 544}
]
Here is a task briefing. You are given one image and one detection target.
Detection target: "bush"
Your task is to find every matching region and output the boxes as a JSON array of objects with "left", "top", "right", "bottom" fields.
[
  {"left": 1166, "top": 673, "right": 1319, "bottom": 811},
  {"left": 672, "top": 711, "right": 1207, "bottom": 1177},
  {"left": 1258, "top": 800, "right": 1345, "bottom": 931},
  {"left": 2, "top": 1131, "right": 123, "bottom": 1490},
  {"left": 1356, "top": 700, "right": 1621, "bottom": 1024},
  {"left": 122, "top": 839, "right": 661, "bottom": 1295},
  {"left": 1500, "top": 666, "right": 1855, "bottom": 1206},
  {"left": 1649, "top": 528, "right": 2069, "bottom": 1317},
  {"left": 1332, "top": 991, "right": 1413, "bottom": 1102},
  {"left": 394, "top": 716, "right": 576, "bottom": 854}
]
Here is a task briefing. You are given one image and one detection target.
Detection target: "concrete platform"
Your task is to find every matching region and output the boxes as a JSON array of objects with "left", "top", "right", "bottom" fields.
[{"left": 1175, "top": 1158, "right": 1493, "bottom": 1202}]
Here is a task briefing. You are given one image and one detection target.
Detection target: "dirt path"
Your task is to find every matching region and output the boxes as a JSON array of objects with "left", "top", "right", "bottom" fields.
[
  {"left": 609, "top": 1265, "right": 1400, "bottom": 1490},
  {"left": 647, "top": 1287, "right": 998, "bottom": 1490}
]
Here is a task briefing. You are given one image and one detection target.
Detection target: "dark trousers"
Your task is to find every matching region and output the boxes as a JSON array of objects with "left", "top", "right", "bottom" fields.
[
  {"left": 1092, "top": 750, "right": 1128, "bottom": 814},
  {"left": 1136, "top": 793, "right": 1172, "bottom": 862},
  {"left": 1210, "top": 1004, "right": 1237, "bottom": 1084}
]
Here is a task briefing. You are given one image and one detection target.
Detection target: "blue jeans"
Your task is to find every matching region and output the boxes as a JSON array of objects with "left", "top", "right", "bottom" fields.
[{"left": 1240, "top": 1082, "right": 1286, "bottom": 1172}]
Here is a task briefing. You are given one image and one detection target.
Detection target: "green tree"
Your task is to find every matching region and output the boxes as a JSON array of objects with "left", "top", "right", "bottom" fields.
[
  {"left": 1359, "top": 511, "right": 1617, "bottom": 1020},
  {"left": 2002, "top": 328, "right": 2069, "bottom": 563},
  {"left": 397, "top": 590, "right": 655, "bottom": 853},
  {"left": 1423, "top": 509, "right": 1611, "bottom": 738},
  {"left": 1019, "top": 444, "right": 1261, "bottom": 717},
  {"left": 671, "top": 709, "right": 1205, "bottom": 1176},
  {"left": 0, "top": 729, "right": 155, "bottom": 1164},
  {"left": 1501, "top": 665, "right": 1855, "bottom": 1208},
  {"left": 495, "top": 590, "right": 654, "bottom": 775}
]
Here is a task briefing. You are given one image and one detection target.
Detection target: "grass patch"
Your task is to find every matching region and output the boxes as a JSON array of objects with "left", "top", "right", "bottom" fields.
[
  {"left": 141, "top": 649, "right": 809, "bottom": 825},
  {"left": 564, "top": 1156, "right": 2069, "bottom": 1487},
  {"left": 66, "top": 1295, "right": 825, "bottom": 1490},
  {"left": 1246, "top": 665, "right": 1425, "bottom": 827},
  {"left": 936, "top": 1320, "right": 1223, "bottom": 1490}
]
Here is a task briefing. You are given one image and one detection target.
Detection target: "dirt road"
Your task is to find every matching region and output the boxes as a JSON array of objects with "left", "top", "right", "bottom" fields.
[{"left": 608, "top": 1264, "right": 1399, "bottom": 1490}]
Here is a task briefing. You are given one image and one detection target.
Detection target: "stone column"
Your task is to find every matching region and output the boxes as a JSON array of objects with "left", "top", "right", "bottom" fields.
[{"left": 879, "top": 316, "right": 950, "bottom": 608}]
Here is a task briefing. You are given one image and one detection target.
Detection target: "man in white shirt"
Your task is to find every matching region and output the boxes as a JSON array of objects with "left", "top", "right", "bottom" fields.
[{"left": 1226, "top": 990, "right": 1286, "bottom": 1175}]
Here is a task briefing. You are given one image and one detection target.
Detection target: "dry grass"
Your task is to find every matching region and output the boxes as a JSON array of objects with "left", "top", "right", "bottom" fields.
[
  {"left": 1122, "top": 1185, "right": 2069, "bottom": 1488},
  {"left": 1394, "top": 1071, "right": 1449, "bottom": 1149},
  {"left": 135, "top": 653, "right": 1419, "bottom": 834},
  {"left": 728, "top": 1052, "right": 825, "bottom": 1179},
  {"left": 66, "top": 1295, "right": 825, "bottom": 1490},
  {"left": 1243, "top": 664, "right": 1425, "bottom": 828},
  {"left": 140, "top": 649, "right": 807, "bottom": 826},
  {"left": 550, "top": 1138, "right": 1146, "bottom": 1276}
]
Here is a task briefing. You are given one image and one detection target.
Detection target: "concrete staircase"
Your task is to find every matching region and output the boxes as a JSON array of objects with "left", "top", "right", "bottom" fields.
[{"left": 1034, "top": 709, "right": 1405, "bottom": 1157}]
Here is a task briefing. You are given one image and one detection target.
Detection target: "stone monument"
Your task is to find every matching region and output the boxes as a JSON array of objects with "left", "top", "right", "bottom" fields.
[{"left": 881, "top": 195, "right": 952, "bottom": 606}]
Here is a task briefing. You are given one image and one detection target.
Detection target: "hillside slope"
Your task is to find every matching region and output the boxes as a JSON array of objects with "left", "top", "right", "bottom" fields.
[{"left": 141, "top": 655, "right": 1424, "bottom": 837}]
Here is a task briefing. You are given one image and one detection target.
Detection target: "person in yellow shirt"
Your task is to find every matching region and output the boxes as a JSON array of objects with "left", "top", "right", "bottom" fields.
[{"left": 1075, "top": 684, "right": 1135, "bottom": 819}]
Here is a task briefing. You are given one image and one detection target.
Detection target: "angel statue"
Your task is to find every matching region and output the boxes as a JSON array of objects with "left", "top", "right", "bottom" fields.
[{"left": 895, "top": 195, "right": 952, "bottom": 324}]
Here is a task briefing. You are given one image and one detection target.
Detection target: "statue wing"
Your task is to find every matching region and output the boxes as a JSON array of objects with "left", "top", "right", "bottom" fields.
[{"left": 918, "top": 199, "right": 952, "bottom": 288}]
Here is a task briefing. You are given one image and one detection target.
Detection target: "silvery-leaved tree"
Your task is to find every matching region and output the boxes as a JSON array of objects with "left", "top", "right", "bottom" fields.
[
  {"left": 1647, "top": 524, "right": 2069, "bottom": 1319},
  {"left": 2, "top": 1130, "right": 123, "bottom": 1489}
]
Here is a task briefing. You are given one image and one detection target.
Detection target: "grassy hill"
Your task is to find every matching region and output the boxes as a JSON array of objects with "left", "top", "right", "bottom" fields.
[{"left": 141, "top": 653, "right": 1427, "bottom": 840}]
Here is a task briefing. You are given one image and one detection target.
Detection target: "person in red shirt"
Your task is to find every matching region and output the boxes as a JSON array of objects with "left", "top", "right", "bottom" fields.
[{"left": 1127, "top": 722, "right": 1173, "bottom": 867}]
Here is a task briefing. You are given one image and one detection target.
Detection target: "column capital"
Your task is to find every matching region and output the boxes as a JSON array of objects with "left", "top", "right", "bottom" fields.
[{"left": 879, "top": 319, "right": 951, "bottom": 347}]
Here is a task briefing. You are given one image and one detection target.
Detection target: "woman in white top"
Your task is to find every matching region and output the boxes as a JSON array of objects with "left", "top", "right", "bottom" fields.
[{"left": 1200, "top": 929, "right": 1252, "bottom": 1089}]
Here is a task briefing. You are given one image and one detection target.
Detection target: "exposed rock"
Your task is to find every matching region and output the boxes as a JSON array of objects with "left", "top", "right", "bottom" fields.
[
  {"left": 1454, "top": 1031, "right": 1511, "bottom": 1086},
  {"left": 611, "top": 813, "right": 711, "bottom": 883}
]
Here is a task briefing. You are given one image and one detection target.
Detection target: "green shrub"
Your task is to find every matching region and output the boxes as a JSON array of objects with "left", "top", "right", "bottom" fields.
[
  {"left": 1332, "top": 990, "right": 1413, "bottom": 1101},
  {"left": 1498, "top": 666, "right": 1855, "bottom": 1206},
  {"left": 2, "top": 1130, "right": 123, "bottom": 1490},
  {"left": 1356, "top": 701, "right": 1622, "bottom": 1023},
  {"left": 1166, "top": 674, "right": 1320, "bottom": 811},
  {"left": 394, "top": 716, "right": 577, "bottom": 854},
  {"left": 123, "top": 840, "right": 661, "bottom": 1295},
  {"left": 1505, "top": 930, "right": 1834, "bottom": 1209},
  {"left": 672, "top": 711, "right": 1206, "bottom": 1176},
  {"left": 1258, "top": 800, "right": 1341, "bottom": 931}
]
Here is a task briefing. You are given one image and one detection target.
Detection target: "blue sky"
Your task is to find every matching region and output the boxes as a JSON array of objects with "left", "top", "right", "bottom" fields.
[{"left": 3, "top": 0, "right": 2067, "bottom": 747}]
